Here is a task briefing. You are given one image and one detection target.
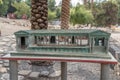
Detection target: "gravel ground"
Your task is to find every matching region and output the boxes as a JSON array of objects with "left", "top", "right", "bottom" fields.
[
  {"left": 111, "top": 33, "right": 120, "bottom": 43},
  {"left": 0, "top": 17, "right": 120, "bottom": 80},
  {"left": 0, "top": 18, "right": 30, "bottom": 36}
]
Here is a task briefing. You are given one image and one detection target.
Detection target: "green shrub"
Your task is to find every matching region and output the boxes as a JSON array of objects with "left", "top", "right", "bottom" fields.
[
  {"left": 12, "top": 1, "right": 31, "bottom": 19},
  {"left": 70, "top": 6, "right": 94, "bottom": 25}
]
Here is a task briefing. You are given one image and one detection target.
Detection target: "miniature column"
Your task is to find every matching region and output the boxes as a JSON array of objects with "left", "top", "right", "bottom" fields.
[
  {"left": 9, "top": 60, "right": 18, "bottom": 80},
  {"left": 89, "top": 37, "right": 92, "bottom": 53},
  {"left": 91, "top": 37, "right": 94, "bottom": 53},
  {"left": 29, "top": 35, "right": 34, "bottom": 46},
  {"left": 106, "top": 38, "right": 110, "bottom": 53},
  {"left": 61, "top": 62, "right": 67, "bottom": 80},
  {"left": 100, "top": 63, "right": 110, "bottom": 80}
]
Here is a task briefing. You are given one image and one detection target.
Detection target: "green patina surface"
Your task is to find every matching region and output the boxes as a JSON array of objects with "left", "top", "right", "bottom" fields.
[
  {"left": 10, "top": 51, "right": 111, "bottom": 59},
  {"left": 12, "top": 29, "right": 111, "bottom": 59},
  {"left": 28, "top": 47, "right": 89, "bottom": 53},
  {"left": 14, "top": 29, "right": 110, "bottom": 37}
]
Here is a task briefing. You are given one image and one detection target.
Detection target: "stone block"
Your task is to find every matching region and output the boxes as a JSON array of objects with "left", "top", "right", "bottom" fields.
[
  {"left": 3, "top": 63, "right": 9, "bottom": 67},
  {"left": 0, "top": 67, "right": 7, "bottom": 73},
  {"left": 3, "top": 60, "right": 9, "bottom": 63},
  {"left": 0, "top": 60, "right": 3, "bottom": 64},
  {"left": 2, "top": 38, "right": 10, "bottom": 42},
  {"left": 1, "top": 73, "right": 9, "bottom": 80},
  {"left": 0, "top": 64, "right": 3, "bottom": 67},
  {"left": 18, "top": 70, "right": 31, "bottom": 76},
  {"left": 0, "top": 50, "right": 4, "bottom": 53},
  {"left": 18, "top": 75, "right": 24, "bottom": 80},
  {"left": 0, "top": 42, "right": 6, "bottom": 45},
  {"left": 40, "top": 70, "right": 49, "bottom": 77},
  {"left": 49, "top": 70, "right": 61, "bottom": 78},
  {"left": 29, "top": 72, "right": 40, "bottom": 79}
]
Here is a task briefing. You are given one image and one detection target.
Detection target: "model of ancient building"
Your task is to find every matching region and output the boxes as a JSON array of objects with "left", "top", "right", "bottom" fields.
[{"left": 14, "top": 29, "right": 110, "bottom": 54}]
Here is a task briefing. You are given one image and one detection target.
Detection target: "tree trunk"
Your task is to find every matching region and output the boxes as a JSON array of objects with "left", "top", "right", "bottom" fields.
[
  {"left": 61, "top": 0, "right": 70, "bottom": 29},
  {"left": 91, "top": 0, "right": 94, "bottom": 11},
  {"left": 84, "top": 0, "right": 87, "bottom": 5},
  {"left": 31, "top": 0, "right": 48, "bottom": 29},
  {"left": 30, "top": 0, "right": 50, "bottom": 66},
  {"left": 61, "top": 1, "right": 70, "bottom": 80}
]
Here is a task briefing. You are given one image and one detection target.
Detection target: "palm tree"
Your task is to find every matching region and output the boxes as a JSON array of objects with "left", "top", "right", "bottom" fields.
[
  {"left": 31, "top": 0, "right": 48, "bottom": 29},
  {"left": 61, "top": 0, "right": 71, "bottom": 79},
  {"left": 30, "top": 0, "right": 51, "bottom": 66},
  {"left": 61, "top": 0, "right": 70, "bottom": 29}
]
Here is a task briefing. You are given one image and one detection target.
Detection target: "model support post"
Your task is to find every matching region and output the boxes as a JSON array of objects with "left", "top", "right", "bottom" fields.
[
  {"left": 9, "top": 60, "right": 18, "bottom": 80},
  {"left": 61, "top": 62, "right": 67, "bottom": 80},
  {"left": 101, "top": 64, "right": 110, "bottom": 80}
]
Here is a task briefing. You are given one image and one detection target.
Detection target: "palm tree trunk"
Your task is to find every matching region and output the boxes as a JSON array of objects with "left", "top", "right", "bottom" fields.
[
  {"left": 91, "top": 0, "right": 94, "bottom": 11},
  {"left": 31, "top": 0, "right": 48, "bottom": 29},
  {"left": 30, "top": 0, "right": 51, "bottom": 66},
  {"left": 61, "top": 0, "right": 70, "bottom": 29},
  {"left": 61, "top": 1, "right": 70, "bottom": 79},
  {"left": 84, "top": 0, "right": 87, "bottom": 5}
]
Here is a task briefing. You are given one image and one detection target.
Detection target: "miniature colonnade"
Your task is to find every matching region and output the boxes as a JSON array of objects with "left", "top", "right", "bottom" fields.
[
  {"left": 2, "top": 29, "right": 117, "bottom": 80},
  {"left": 15, "top": 29, "right": 110, "bottom": 54}
]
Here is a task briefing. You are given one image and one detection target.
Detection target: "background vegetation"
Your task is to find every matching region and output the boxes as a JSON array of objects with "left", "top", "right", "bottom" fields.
[
  {"left": 12, "top": 1, "right": 31, "bottom": 18},
  {"left": 70, "top": 5, "right": 94, "bottom": 25},
  {"left": 0, "top": 0, "right": 119, "bottom": 27}
]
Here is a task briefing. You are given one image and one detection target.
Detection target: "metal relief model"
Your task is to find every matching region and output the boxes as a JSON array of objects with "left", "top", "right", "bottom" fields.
[
  {"left": 2, "top": 29, "right": 117, "bottom": 63},
  {"left": 12, "top": 29, "right": 111, "bottom": 59}
]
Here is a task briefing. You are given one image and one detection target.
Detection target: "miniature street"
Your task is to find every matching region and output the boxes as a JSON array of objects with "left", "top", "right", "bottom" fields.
[{"left": 0, "top": 18, "right": 120, "bottom": 80}]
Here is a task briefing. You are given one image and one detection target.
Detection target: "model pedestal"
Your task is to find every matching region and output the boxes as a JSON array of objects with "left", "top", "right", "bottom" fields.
[
  {"left": 9, "top": 60, "right": 114, "bottom": 80},
  {"left": 9, "top": 60, "right": 18, "bottom": 80},
  {"left": 61, "top": 62, "right": 67, "bottom": 80},
  {"left": 101, "top": 64, "right": 110, "bottom": 80}
]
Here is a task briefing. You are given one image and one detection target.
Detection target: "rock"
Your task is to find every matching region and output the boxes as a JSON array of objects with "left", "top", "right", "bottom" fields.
[
  {"left": 11, "top": 35, "right": 15, "bottom": 38},
  {"left": 1, "top": 73, "right": 9, "bottom": 80},
  {"left": 3, "top": 60, "right": 9, "bottom": 63},
  {"left": 2, "top": 38, "right": 10, "bottom": 42},
  {"left": 31, "top": 65, "right": 51, "bottom": 72},
  {"left": 11, "top": 44, "right": 16, "bottom": 50},
  {"left": 18, "top": 70, "right": 31, "bottom": 76},
  {"left": 0, "top": 42, "right": 6, "bottom": 45},
  {"left": 3, "top": 60, "right": 9, "bottom": 67},
  {"left": 3, "top": 62, "right": 9, "bottom": 67},
  {"left": 0, "top": 67, "right": 7, "bottom": 73},
  {"left": 18, "top": 75, "right": 24, "bottom": 80},
  {"left": 31, "top": 61, "right": 53, "bottom": 66},
  {"left": 29, "top": 72, "right": 40, "bottom": 78},
  {"left": 40, "top": 70, "right": 49, "bottom": 77},
  {"left": 3, "top": 49, "right": 9, "bottom": 54},
  {"left": 49, "top": 70, "right": 61, "bottom": 78},
  {"left": 0, "top": 64, "right": 2, "bottom": 67},
  {"left": 10, "top": 22, "right": 16, "bottom": 25},
  {"left": 0, "top": 60, "right": 3, "bottom": 64},
  {"left": 6, "top": 42, "right": 12, "bottom": 47},
  {"left": 0, "top": 73, "right": 24, "bottom": 80},
  {"left": 0, "top": 50, "right": 4, "bottom": 53}
]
